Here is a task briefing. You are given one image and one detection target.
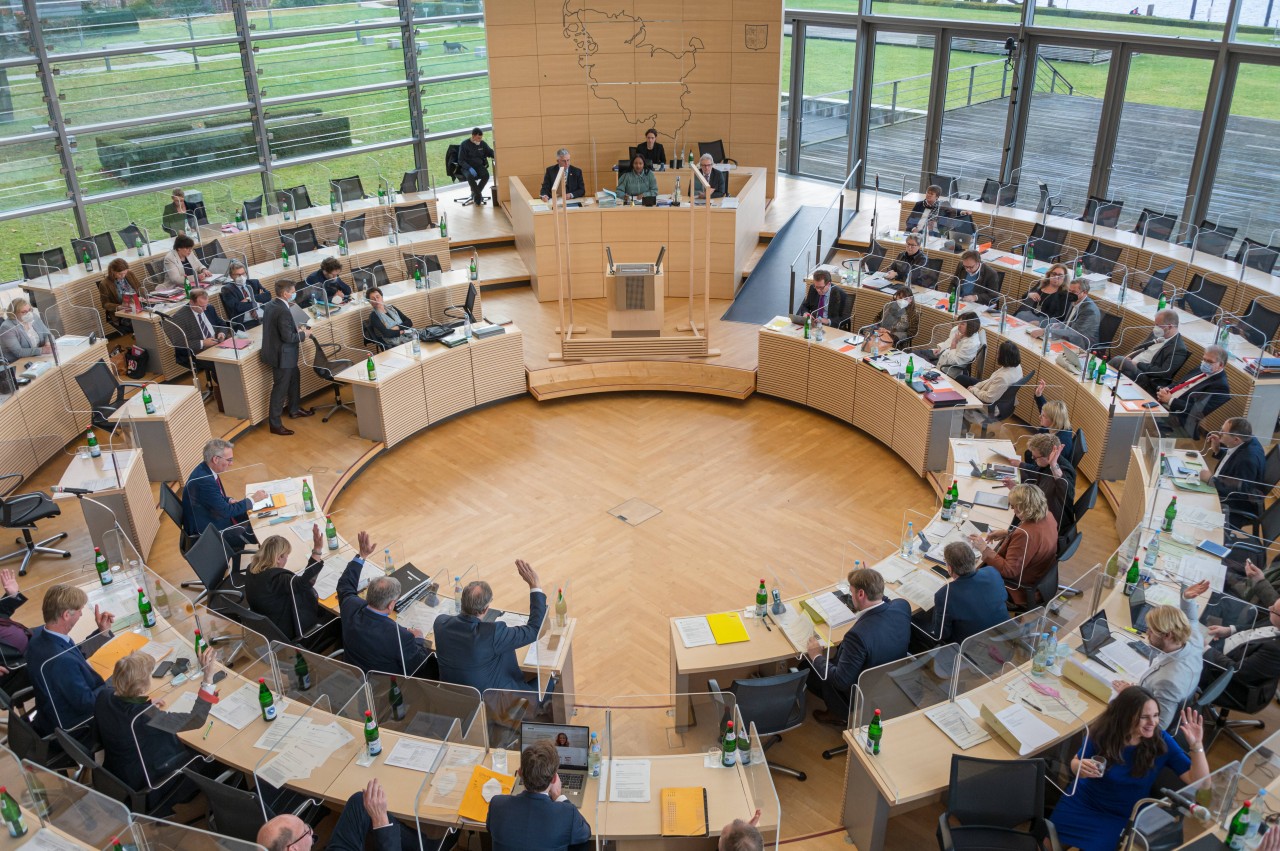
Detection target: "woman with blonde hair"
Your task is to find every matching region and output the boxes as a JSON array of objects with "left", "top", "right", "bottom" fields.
[
  {"left": 92, "top": 646, "right": 218, "bottom": 812},
  {"left": 967, "top": 483, "right": 1058, "bottom": 604},
  {"left": 1026, "top": 379, "right": 1075, "bottom": 466},
  {"left": 245, "top": 524, "right": 327, "bottom": 640},
  {"left": 1014, "top": 263, "right": 1071, "bottom": 323},
  {"left": 0, "top": 297, "right": 53, "bottom": 361}
]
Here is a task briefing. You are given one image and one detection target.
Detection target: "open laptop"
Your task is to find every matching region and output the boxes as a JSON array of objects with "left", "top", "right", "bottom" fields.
[
  {"left": 206, "top": 257, "right": 232, "bottom": 279},
  {"left": 514, "top": 722, "right": 590, "bottom": 807}
]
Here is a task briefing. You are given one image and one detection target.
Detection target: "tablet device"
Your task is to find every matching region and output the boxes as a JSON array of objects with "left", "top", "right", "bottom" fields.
[{"left": 973, "top": 490, "right": 1010, "bottom": 510}]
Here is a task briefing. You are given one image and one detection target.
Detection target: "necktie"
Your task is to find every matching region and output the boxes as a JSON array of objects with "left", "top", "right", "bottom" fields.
[
  {"left": 197, "top": 310, "right": 213, "bottom": 338},
  {"left": 1168, "top": 372, "right": 1204, "bottom": 395}
]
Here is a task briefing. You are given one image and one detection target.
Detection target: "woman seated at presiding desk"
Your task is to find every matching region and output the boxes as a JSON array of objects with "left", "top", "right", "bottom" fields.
[
  {"left": 966, "top": 483, "right": 1057, "bottom": 605},
  {"left": 616, "top": 154, "right": 658, "bottom": 201},
  {"left": 246, "top": 526, "right": 329, "bottom": 642},
  {"left": 881, "top": 234, "right": 928, "bottom": 284},
  {"left": 93, "top": 647, "right": 219, "bottom": 813},
  {"left": 0, "top": 297, "right": 53, "bottom": 361},
  {"left": 872, "top": 285, "right": 918, "bottom": 348},
  {"left": 364, "top": 287, "right": 416, "bottom": 348},
  {"left": 963, "top": 341, "right": 1023, "bottom": 428},
  {"left": 98, "top": 258, "right": 137, "bottom": 333},
  {"left": 635, "top": 128, "right": 666, "bottom": 170},
  {"left": 1014, "top": 263, "right": 1072, "bottom": 324},
  {"left": 918, "top": 310, "right": 985, "bottom": 383},
  {"left": 1051, "top": 687, "right": 1208, "bottom": 851}
]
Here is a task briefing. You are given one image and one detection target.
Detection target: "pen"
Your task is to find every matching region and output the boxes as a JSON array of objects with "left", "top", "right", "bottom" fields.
[
  {"left": 761, "top": 614, "right": 772, "bottom": 632},
  {"left": 203, "top": 721, "right": 214, "bottom": 740},
  {"left": 1022, "top": 698, "right": 1042, "bottom": 713}
]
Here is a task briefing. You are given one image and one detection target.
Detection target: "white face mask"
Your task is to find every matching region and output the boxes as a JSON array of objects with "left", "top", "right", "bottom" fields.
[
  {"left": 897, "top": 299, "right": 911, "bottom": 309},
  {"left": 234, "top": 275, "right": 247, "bottom": 286},
  {"left": 1151, "top": 326, "right": 1165, "bottom": 341}
]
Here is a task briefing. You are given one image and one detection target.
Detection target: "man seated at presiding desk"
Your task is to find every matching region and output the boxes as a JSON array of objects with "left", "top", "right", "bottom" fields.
[
  {"left": 25, "top": 583, "right": 116, "bottom": 736},
  {"left": 789, "top": 269, "right": 850, "bottom": 329},
  {"left": 803, "top": 567, "right": 911, "bottom": 726},
  {"left": 338, "top": 531, "right": 432, "bottom": 677},
  {"left": 1200, "top": 417, "right": 1267, "bottom": 531},
  {"left": 163, "top": 234, "right": 212, "bottom": 288},
  {"left": 913, "top": 542, "right": 1009, "bottom": 649},
  {"left": 1109, "top": 309, "right": 1190, "bottom": 396},
  {"left": 1158, "top": 344, "right": 1231, "bottom": 438},
  {"left": 695, "top": 153, "right": 726, "bottom": 199},
  {"left": 1027, "top": 276, "right": 1101, "bottom": 350},
  {"left": 171, "top": 287, "right": 229, "bottom": 374},
  {"left": 540, "top": 149, "right": 585, "bottom": 202},
  {"left": 220, "top": 260, "right": 271, "bottom": 330},
  {"left": 260, "top": 779, "right": 429, "bottom": 851},
  {"left": 616, "top": 154, "right": 658, "bottom": 201},
  {"left": 364, "top": 287, "right": 416, "bottom": 348},
  {"left": 434, "top": 559, "right": 549, "bottom": 694},
  {"left": 487, "top": 741, "right": 591, "bottom": 851},
  {"left": 183, "top": 438, "right": 268, "bottom": 575},
  {"left": 304, "top": 257, "right": 352, "bottom": 304}
]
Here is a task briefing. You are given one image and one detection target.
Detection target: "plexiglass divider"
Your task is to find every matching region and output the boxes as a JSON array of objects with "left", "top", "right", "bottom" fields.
[
  {"left": 129, "top": 673, "right": 217, "bottom": 793},
  {"left": 781, "top": 567, "right": 832, "bottom": 680},
  {"left": 128, "top": 813, "right": 266, "bottom": 851},
  {"left": 740, "top": 721, "right": 782, "bottom": 850},
  {"left": 367, "top": 672, "right": 485, "bottom": 748},
  {"left": 193, "top": 604, "right": 274, "bottom": 681},
  {"left": 953, "top": 608, "right": 1047, "bottom": 697},
  {"left": 851, "top": 644, "right": 960, "bottom": 764},
  {"left": 269, "top": 639, "right": 365, "bottom": 715},
  {"left": 21, "top": 759, "right": 132, "bottom": 847}
]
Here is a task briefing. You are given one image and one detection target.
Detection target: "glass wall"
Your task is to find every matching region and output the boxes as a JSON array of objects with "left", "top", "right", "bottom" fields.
[
  {"left": 794, "top": 25, "right": 858, "bottom": 180},
  {"left": 1031, "top": 0, "right": 1225, "bottom": 42},
  {"left": 864, "top": 30, "right": 935, "bottom": 195},
  {"left": 935, "top": 37, "right": 1016, "bottom": 197},
  {"left": 1206, "top": 62, "right": 1280, "bottom": 246}
]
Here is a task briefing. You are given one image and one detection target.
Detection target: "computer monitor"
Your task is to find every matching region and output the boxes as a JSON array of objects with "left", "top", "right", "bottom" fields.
[
  {"left": 463, "top": 281, "right": 477, "bottom": 321},
  {"left": 519, "top": 722, "right": 590, "bottom": 769}
]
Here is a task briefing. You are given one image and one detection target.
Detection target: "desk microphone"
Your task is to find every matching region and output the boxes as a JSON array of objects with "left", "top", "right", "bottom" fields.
[
  {"left": 53, "top": 486, "right": 95, "bottom": 496},
  {"left": 1156, "top": 787, "right": 1211, "bottom": 822}
]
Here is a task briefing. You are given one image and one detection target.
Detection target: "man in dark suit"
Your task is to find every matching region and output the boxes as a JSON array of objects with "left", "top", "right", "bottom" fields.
[
  {"left": 914, "top": 542, "right": 1009, "bottom": 647},
  {"left": 220, "top": 260, "right": 270, "bottom": 329},
  {"left": 1158, "top": 344, "right": 1231, "bottom": 438},
  {"left": 170, "top": 287, "right": 229, "bottom": 375},
  {"left": 1109, "top": 309, "right": 1190, "bottom": 395},
  {"left": 182, "top": 438, "right": 266, "bottom": 574},
  {"left": 261, "top": 280, "right": 313, "bottom": 436},
  {"left": 805, "top": 567, "right": 911, "bottom": 725},
  {"left": 954, "top": 251, "right": 1002, "bottom": 306},
  {"left": 540, "top": 149, "right": 585, "bottom": 201},
  {"left": 789, "top": 270, "right": 851, "bottom": 330},
  {"left": 1203, "top": 594, "right": 1280, "bottom": 698},
  {"left": 459, "top": 128, "right": 496, "bottom": 205},
  {"left": 337, "top": 531, "right": 431, "bottom": 676},
  {"left": 260, "top": 779, "right": 427, "bottom": 851},
  {"left": 695, "top": 153, "right": 727, "bottom": 199},
  {"left": 487, "top": 740, "right": 591, "bottom": 851},
  {"left": 434, "top": 559, "right": 547, "bottom": 694},
  {"left": 1201, "top": 417, "right": 1268, "bottom": 530},
  {"left": 25, "top": 583, "right": 115, "bottom": 735},
  {"left": 1030, "top": 277, "right": 1101, "bottom": 349}
]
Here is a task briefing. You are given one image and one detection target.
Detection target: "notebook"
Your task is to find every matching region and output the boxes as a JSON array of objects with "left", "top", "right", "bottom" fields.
[
  {"left": 660, "top": 787, "right": 709, "bottom": 837},
  {"left": 706, "top": 612, "right": 750, "bottom": 644}
]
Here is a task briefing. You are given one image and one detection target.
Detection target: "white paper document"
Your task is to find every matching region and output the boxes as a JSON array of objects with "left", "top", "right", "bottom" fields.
[
  {"left": 423, "top": 766, "right": 468, "bottom": 809},
  {"left": 875, "top": 556, "right": 917, "bottom": 585},
  {"left": 313, "top": 556, "right": 382, "bottom": 600},
  {"left": 210, "top": 683, "right": 265, "bottom": 730},
  {"left": 1181, "top": 507, "right": 1225, "bottom": 529},
  {"left": 895, "top": 570, "right": 947, "bottom": 611},
  {"left": 20, "top": 829, "right": 85, "bottom": 851},
  {"left": 803, "top": 592, "right": 856, "bottom": 628},
  {"left": 1171, "top": 556, "right": 1227, "bottom": 593},
  {"left": 396, "top": 603, "right": 438, "bottom": 636},
  {"left": 990, "top": 703, "right": 1057, "bottom": 756},
  {"left": 925, "top": 702, "right": 991, "bottom": 749},
  {"left": 675, "top": 617, "right": 716, "bottom": 648},
  {"left": 385, "top": 738, "right": 444, "bottom": 773},
  {"left": 380, "top": 355, "right": 416, "bottom": 372},
  {"left": 608, "top": 759, "right": 651, "bottom": 803},
  {"left": 1097, "top": 640, "right": 1152, "bottom": 679}
]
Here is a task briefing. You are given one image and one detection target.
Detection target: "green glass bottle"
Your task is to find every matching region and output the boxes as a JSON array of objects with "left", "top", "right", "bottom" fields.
[
  {"left": 941, "top": 485, "right": 955, "bottom": 521},
  {"left": 737, "top": 724, "right": 751, "bottom": 765},
  {"left": 282, "top": 202, "right": 291, "bottom": 221},
  {"left": 325, "top": 515, "right": 338, "bottom": 550},
  {"left": 194, "top": 628, "right": 208, "bottom": 657},
  {"left": 0, "top": 786, "right": 27, "bottom": 838},
  {"left": 330, "top": 189, "right": 337, "bottom": 212},
  {"left": 905, "top": 356, "right": 915, "bottom": 385},
  {"left": 142, "top": 385, "right": 155, "bottom": 415},
  {"left": 721, "top": 720, "right": 737, "bottom": 767},
  {"left": 301, "top": 479, "right": 315, "bottom": 513},
  {"left": 439, "top": 213, "right": 448, "bottom": 238},
  {"left": 755, "top": 580, "right": 767, "bottom": 618},
  {"left": 184, "top": 278, "right": 192, "bottom": 298},
  {"left": 281, "top": 247, "right": 290, "bottom": 268},
  {"left": 87, "top": 429, "right": 101, "bottom": 457},
  {"left": 95, "top": 547, "right": 112, "bottom": 586},
  {"left": 555, "top": 588, "right": 568, "bottom": 628},
  {"left": 1095, "top": 358, "right": 1106, "bottom": 385},
  {"left": 414, "top": 268, "right": 423, "bottom": 290},
  {"left": 378, "top": 187, "right": 386, "bottom": 205},
  {"left": 135, "top": 236, "right": 144, "bottom": 255},
  {"left": 867, "top": 708, "right": 883, "bottom": 755},
  {"left": 1157, "top": 293, "right": 1167, "bottom": 311},
  {"left": 137, "top": 587, "right": 156, "bottom": 628},
  {"left": 1123, "top": 557, "right": 1140, "bottom": 596},
  {"left": 294, "top": 652, "right": 311, "bottom": 691},
  {"left": 83, "top": 250, "right": 92, "bottom": 272},
  {"left": 366, "top": 357, "right": 377, "bottom": 381},
  {"left": 235, "top": 211, "right": 244, "bottom": 231},
  {"left": 1229, "top": 801, "right": 1252, "bottom": 851},
  {"left": 1163, "top": 496, "right": 1178, "bottom": 532},
  {"left": 948, "top": 287, "right": 957, "bottom": 314},
  {"left": 338, "top": 234, "right": 347, "bottom": 257},
  {"left": 364, "top": 710, "right": 382, "bottom": 756},
  {"left": 259, "top": 678, "right": 276, "bottom": 721},
  {"left": 469, "top": 255, "right": 478, "bottom": 281},
  {"left": 389, "top": 676, "right": 406, "bottom": 720},
  {"left": 1075, "top": 259, "right": 1084, "bottom": 279}
]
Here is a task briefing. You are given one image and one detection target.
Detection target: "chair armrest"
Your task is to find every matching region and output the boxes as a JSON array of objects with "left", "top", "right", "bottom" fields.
[
  {"left": 1041, "top": 819, "right": 1062, "bottom": 851},
  {"left": 937, "top": 814, "right": 955, "bottom": 851}
]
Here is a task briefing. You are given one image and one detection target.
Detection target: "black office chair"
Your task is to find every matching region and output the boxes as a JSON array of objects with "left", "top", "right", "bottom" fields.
[
  {"left": 1070, "top": 428, "right": 1086, "bottom": 471},
  {"left": 118, "top": 223, "right": 148, "bottom": 249},
  {"left": 307, "top": 336, "right": 355, "bottom": 423},
  {"left": 0, "top": 473, "right": 70, "bottom": 577},
  {"left": 1073, "top": 481, "right": 1098, "bottom": 527},
  {"left": 1081, "top": 239, "right": 1122, "bottom": 277},
  {"left": 19, "top": 248, "right": 68, "bottom": 280},
  {"left": 1096, "top": 312, "right": 1121, "bottom": 351},
  {"left": 218, "top": 599, "right": 291, "bottom": 643},
  {"left": 1233, "top": 298, "right": 1280, "bottom": 348},
  {"left": 709, "top": 671, "right": 809, "bottom": 781},
  {"left": 339, "top": 214, "right": 367, "bottom": 244},
  {"left": 400, "top": 170, "right": 421, "bottom": 195},
  {"left": 396, "top": 202, "right": 433, "bottom": 233},
  {"left": 938, "top": 755, "right": 1061, "bottom": 851},
  {"left": 928, "top": 173, "right": 961, "bottom": 198},
  {"left": 276, "top": 185, "right": 313, "bottom": 212},
  {"left": 195, "top": 238, "right": 224, "bottom": 265},
  {"left": 350, "top": 259, "right": 390, "bottom": 292},
  {"left": 1235, "top": 239, "right": 1279, "bottom": 275},
  {"left": 1188, "top": 664, "right": 1235, "bottom": 720},
  {"left": 1056, "top": 532, "right": 1082, "bottom": 566},
  {"left": 1080, "top": 196, "right": 1123, "bottom": 229},
  {"left": 1180, "top": 274, "right": 1227, "bottom": 322},
  {"left": 698, "top": 140, "right": 736, "bottom": 166},
  {"left": 159, "top": 482, "right": 192, "bottom": 555},
  {"left": 54, "top": 728, "right": 156, "bottom": 815},
  {"left": 1037, "top": 181, "right": 1068, "bottom": 217},
  {"left": 1019, "top": 224, "right": 1066, "bottom": 264},
  {"left": 1141, "top": 265, "right": 1174, "bottom": 300},
  {"left": 1204, "top": 670, "right": 1279, "bottom": 752},
  {"left": 73, "top": 360, "right": 146, "bottom": 429},
  {"left": 280, "top": 223, "right": 318, "bottom": 255},
  {"left": 404, "top": 253, "right": 442, "bottom": 281},
  {"left": 181, "top": 522, "right": 242, "bottom": 608},
  {"left": 979, "top": 178, "right": 1017, "bottom": 206},
  {"left": 7, "top": 702, "right": 74, "bottom": 771},
  {"left": 973, "top": 370, "right": 1036, "bottom": 438},
  {"left": 331, "top": 176, "right": 366, "bottom": 203},
  {"left": 861, "top": 240, "right": 886, "bottom": 274},
  {"left": 1133, "top": 208, "right": 1176, "bottom": 242},
  {"left": 71, "top": 232, "right": 117, "bottom": 266},
  {"left": 181, "top": 768, "right": 320, "bottom": 843},
  {"left": 242, "top": 196, "right": 265, "bottom": 220},
  {"left": 963, "top": 342, "right": 987, "bottom": 381}
]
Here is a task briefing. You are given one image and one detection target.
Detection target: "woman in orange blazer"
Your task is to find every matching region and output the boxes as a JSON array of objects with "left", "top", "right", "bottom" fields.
[{"left": 968, "top": 483, "right": 1059, "bottom": 605}]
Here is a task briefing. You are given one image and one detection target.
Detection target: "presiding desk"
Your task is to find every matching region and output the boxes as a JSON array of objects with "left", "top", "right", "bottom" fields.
[{"left": 509, "top": 168, "right": 768, "bottom": 302}]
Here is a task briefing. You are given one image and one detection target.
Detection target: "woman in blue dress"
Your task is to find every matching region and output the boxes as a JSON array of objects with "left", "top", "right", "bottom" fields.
[{"left": 1051, "top": 686, "right": 1208, "bottom": 851}]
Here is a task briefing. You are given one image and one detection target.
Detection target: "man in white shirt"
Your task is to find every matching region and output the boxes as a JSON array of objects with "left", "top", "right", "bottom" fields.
[{"left": 1204, "top": 591, "right": 1280, "bottom": 698}]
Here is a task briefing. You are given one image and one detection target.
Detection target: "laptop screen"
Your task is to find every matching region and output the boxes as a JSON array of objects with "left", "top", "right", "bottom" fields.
[
  {"left": 1079, "top": 610, "right": 1110, "bottom": 653},
  {"left": 521, "top": 722, "right": 590, "bottom": 770}
]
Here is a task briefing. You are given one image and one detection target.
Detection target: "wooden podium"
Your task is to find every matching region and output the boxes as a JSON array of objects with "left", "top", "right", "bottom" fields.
[{"left": 605, "top": 260, "right": 664, "bottom": 337}]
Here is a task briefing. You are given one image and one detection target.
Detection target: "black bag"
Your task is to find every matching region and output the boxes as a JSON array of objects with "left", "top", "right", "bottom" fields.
[{"left": 124, "top": 345, "right": 149, "bottom": 379}]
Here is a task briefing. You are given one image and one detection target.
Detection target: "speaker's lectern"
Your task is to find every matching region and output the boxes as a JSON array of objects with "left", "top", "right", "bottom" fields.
[{"left": 604, "top": 246, "right": 666, "bottom": 338}]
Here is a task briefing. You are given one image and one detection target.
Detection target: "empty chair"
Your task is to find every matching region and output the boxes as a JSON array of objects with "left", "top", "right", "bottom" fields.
[
  {"left": 73, "top": 360, "right": 146, "bottom": 428},
  {"left": 861, "top": 239, "right": 886, "bottom": 275},
  {"left": 697, "top": 139, "right": 736, "bottom": 165},
  {"left": 331, "top": 176, "right": 366, "bottom": 203},
  {"left": 117, "top": 223, "right": 148, "bottom": 249},
  {"left": 1022, "top": 224, "right": 1067, "bottom": 263},
  {"left": 400, "top": 170, "right": 420, "bottom": 195},
  {"left": 938, "top": 755, "right": 1061, "bottom": 851},
  {"left": 275, "top": 185, "right": 313, "bottom": 212},
  {"left": 19, "top": 248, "right": 67, "bottom": 280},
  {"left": 159, "top": 481, "right": 192, "bottom": 555},
  {"left": 279, "top": 223, "right": 318, "bottom": 255},
  {"left": 307, "top": 336, "right": 355, "bottom": 423},
  {"left": 350, "top": 259, "right": 390, "bottom": 292},
  {"left": 1037, "top": 181, "right": 1068, "bottom": 217},
  {"left": 1204, "top": 665, "right": 1279, "bottom": 752},
  {"left": 404, "top": 253, "right": 442, "bottom": 280},
  {"left": 709, "top": 671, "right": 809, "bottom": 781},
  {"left": 928, "top": 172, "right": 960, "bottom": 197},
  {"left": 1133, "top": 208, "right": 1176, "bottom": 242},
  {"left": 1192, "top": 219, "right": 1237, "bottom": 258},
  {"left": 195, "top": 238, "right": 224, "bottom": 265},
  {"left": 338, "top": 214, "right": 366, "bottom": 244},
  {"left": 1234, "top": 298, "right": 1280, "bottom": 348},
  {"left": 1141, "top": 265, "right": 1173, "bottom": 300},
  {"left": 1081, "top": 239, "right": 1122, "bottom": 276},
  {"left": 1180, "top": 274, "right": 1227, "bottom": 322},
  {"left": 181, "top": 768, "right": 319, "bottom": 843},
  {"left": 71, "top": 232, "right": 117, "bottom": 265},
  {"left": 181, "top": 522, "right": 242, "bottom": 607},
  {"left": 1070, "top": 428, "right": 1087, "bottom": 471},
  {"left": 980, "top": 178, "right": 1017, "bottom": 206},
  {"left": 242, "top": 196, "right": 265, "bottom": 220},
  {"left": 1080, "top": 196, "right": 1123, "bottom": 228},
  {"left": 1096, "top": 312, "right": 1121, "bottom": 351},
  {"left": 0, "top": 473, "right": 70, "bottom": 577},
  {"left": 1235, "top": 238, "right": 1279, "bottom": 275},
  {"left": 396, "top": 202, "right": 433, "bottom": 233}
]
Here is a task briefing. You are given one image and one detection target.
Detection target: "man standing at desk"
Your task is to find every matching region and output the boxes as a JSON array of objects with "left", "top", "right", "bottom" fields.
[
  {"left": 26, "top": 584, "right": 115, "bottom": 736},
  {"left": 434, "top": 558, "right": 547, "bottom": 694},
  {"left": 804, "top": 568, "right": 910, "bottom": 726},
  {"left": 1108, "top": 309, "right": 1189, "bottom": 395},
  {"left": 262, "top": 280, "right": 313, "bottom": 436},
  {"left": 459, "top": 127, "right": 495, "bottom": 206},
  {"left": 337, "top": 531, "right": 432, "bottom": 677},
  {"left": 540, "top": 150, "right": 585, "bottom": 202}
]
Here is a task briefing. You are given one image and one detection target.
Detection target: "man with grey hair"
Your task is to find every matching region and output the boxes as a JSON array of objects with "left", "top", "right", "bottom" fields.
[
  {"left": 718, "top": 810, "right": 763, "bottom": 851},
  {"left": 338, "top": 531, "right": 431, "bottom": 676},
  {"left": 1028, "top": 275, "right": 1099, "bottom": 349},
  {"left": 220, "top": 260, "right": 270, "bottom": 329},
  {"left": 540, "top": 149, "right": 584, "bottom": 201},
  {"left": 696, "top": 152, "right": 726, "bottom": 200},
  {"left": 913, "top": 541, "right": 1008, "bottom": 647},
  {"left": 181, "top": 438, "right": 267, "bottom": 574},
  {"left": 1109, "top": 307, "right": 1189, "bottom": 395},
  {"left": 434, "top": 559, "right": 547, "bottom": 694},
  {"left": 1158, "top": 343, "right": 1231, "bottom": 438}
]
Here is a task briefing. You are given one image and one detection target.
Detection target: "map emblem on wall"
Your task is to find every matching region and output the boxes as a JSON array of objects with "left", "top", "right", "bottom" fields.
[
  {"left": 561, "top": 0, "right": 703, "bottom": 141},
  {"left": 745, "top": 24, "right": 768, "bottom": 51}
]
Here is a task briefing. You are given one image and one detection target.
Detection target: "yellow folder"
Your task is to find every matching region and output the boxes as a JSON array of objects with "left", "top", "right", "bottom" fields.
[
  {"left": 457, "top": 765, "right": 515, "bottom": 823},
  {"left": 706, "top": 612, "right": 750, "bottom": 645},
  {"left": 660, "top": 787, "right": 709, "bottom": 837}
]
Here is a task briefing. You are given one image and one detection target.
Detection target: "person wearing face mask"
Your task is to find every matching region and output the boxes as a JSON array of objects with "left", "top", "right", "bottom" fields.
[
  {"left": 882, "top": 234, "right": 927, "bottom": 283},
  {"left": 875, "top": 284, "right": 918, "bottom": 347},
  {"left": 1109, "top": 309, "right": 1189, "bottom": 395},
  {"left": 96, "top": 258, "right": 136, "bottom": 333},
  {"left": 789, "top": 269, "right": 850, "bottom": 329},
  {"left": 1109, "top": 580, "right": 1209, "bottom": 731},
  {"left": 1028, "top": 276, "right": 1100, "bottom": 349},
  {"left": 245, "top": 527, "right": 328, "bottom": 640},
  {"left": 363, "top": 287, "right": 416, "bottom": 348},
  {"left": 1156, "top": 344, "right": 1231, "bottom": 438},
  {"left": 1200, "top": 417, "right": 1266, "bottom": 530},
  {"left": 219, "top": 261, "right": 271, "bottom": 330},
  {"left": 261, "top": 280, "right": 313, "bottom": 436},
  {"left": 0, "top": 297, "right": 53, "bottom": 362},
  {"left": 1014, "top": 263, "right": 1071, "bottom": 323}
]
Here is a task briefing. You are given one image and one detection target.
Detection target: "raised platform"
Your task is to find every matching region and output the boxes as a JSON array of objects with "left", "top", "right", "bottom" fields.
[{"left": 528, "top": 359, "right": 755, "bottom": 400}]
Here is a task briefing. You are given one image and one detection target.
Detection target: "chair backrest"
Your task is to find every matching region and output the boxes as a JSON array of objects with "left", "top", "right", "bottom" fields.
[
  {"left": 992, "top": 369, "right": 1035, "bottom": 420},
  {"left": 73, "top": 360, "right": 120, "bottom": 411},
  {"left": 195, "top": 238, "right": 224, "bottom": 264},
  {"left": 1193, "top": 663, "right": 1235, "bottom": 712},
  {"left": 1264, "top": 443, "right": 1280, "bottom": 490},
  {"left": 1184, "top": 275, "right": 1227, "bottom": 321},
  {"left": 929, "top": 173, "right": 958, "bottom": 196},
  {"left": 1142, "top": 265, "right": 1173, "bottom": 299},
  {"left": 698, "top": 140, "right": 728, "bottom": 163},
  {"left": 20, "top": 248, "right": 68, "bottom": 280},
  {"left": 1082, "top": 196, "right": 1123, "bottom": 228},
  {"left": 339, "top": 214, "right": 367, "bottom": 244},
  {"left": 616, "top": 158, "right": 632, "bottom": 174},
  {"left": 1134, "top": 208, "right": 1176, "bottom": 242},
  {"left": 242, "top": 197, "right": 264, "bottom": 220},
  {"left": 1237, "top": 239, "right": 1279, "bottom": 274},
  {"left": 729, "top": 670, "right": 808, "bottom": 736},
  {"left": 1083, "top": 239, "right": 1123, "bottom": 275},
  {"left": 350, "top": 259, "right": 390, "bottom": 291},
  {"left": 308, "top": 336, "right": 349, "bottom": 381},
  {"left": 1071, "top": 427, "right": 1087, "bottom": 470},
  {"left": 52, "top": 727, "right": 98, "bottom": 775},
  {"left": 404, "top": 253, "right": 442, "bottom": 280},
  {"left": 1057, "top": 531, "right": 1082, "bottom": 564},
  {"left": 396, "top": 203, "right": 433, "bottom": 233},
  {"left": 444, "top": 144, "right": 461, "bottom": 180},
  {"left": 400, "top": 170, "right": 420, "bottom": 195},
  {"left": 1036, "top": 181, "right": 1053, "bottom": 213},
  {"left": 280, "top": 224, "right": 318, "bottom": 255},
  {"left": 966, "top": 343, "right": 987, "bottom": 378},
  {"left": 55, "top": 729, "right": 139, "bottom": 807},
  {"left": 332, "top": 176, "right": 365, "bottom": 203},
  {"left": 946, "top": 754, "right": 1046, "bottom": 828},
  {"left": 1097, "top": 312, "right": 1121, "bottom": 348},
  {"left": 159, "top": 482, "right": 184, "bottom": 528},
  {"left": 276, "top": 185, "right": 312, "bottom": 211},
  {"left": 1073, "top": 483, "right": 1098, "bottom": 527},
  {"left": 1198, "top": 219, "right": 1239, "bottom": 240},
  {"left": 980, "top": 178, "right": 1016, "bottom": 206},
  {"left": 184, "top": 522, "right": 232, "bottom": 590},
  {"left": 1241, "top": 299, "right": 1280, "bottom": 347},
  {"left": 1194, "top": 225, "right": 1235, "bottom": 259},
  {"left": 179, "top": 768, "right": 272, "bottom": 842},
  {"left": 71, "top": 232, "right": 117, "bottom": 263},
  {"left": 222, "top": 599, "right": 291, "bottom": 643},
  {"left": 8, "top": 705, "right": 54, "bottom": 766},
  {"left": 118, "top": 223, "right": 146, "bottom": 248}
]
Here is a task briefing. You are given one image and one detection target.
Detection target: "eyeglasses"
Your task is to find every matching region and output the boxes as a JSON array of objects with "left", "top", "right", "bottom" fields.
[{"left": 286, "top": 827, "right": 314, "bottom": 850}]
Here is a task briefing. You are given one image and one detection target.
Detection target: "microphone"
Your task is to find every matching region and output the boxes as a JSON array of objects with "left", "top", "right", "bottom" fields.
[
  {"left": 53, "top": 486, "right": 95, "bottom": 496},
  {"left": 1156, "top": 787, "right": 1211, "bottom": 822}
]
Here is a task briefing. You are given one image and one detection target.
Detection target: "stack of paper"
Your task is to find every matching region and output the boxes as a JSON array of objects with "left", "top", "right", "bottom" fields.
[
  {"left": 875, "top": 557, "right": 917, "bottom": 585},
  {"left": 800, "top": 592, "right": 856, "bottom": 628},
  {"left": 925, "top": 703, "right": 990, "bottom": 749},
  {"left": 313, "top": 556, "right": 383, "bottom": 600},
  {"left": 894, "top": 570, "right": 947, "bottom": 611},
  {"left": 1096, "top": 639, "right": 1153, "bottom": 679},
  {"left": 764, "top": 316, "right": 792, "bottom": 331},
  {"left": 385, "top": 738, "right": 444, "bottom": 772},
  {"left": 675, "top": 617, "right": 715, "bottom": 648},
  {"left": 980, "top": 703, "right": 1057, "bottom": 756},
  {"left": 211, "top": 683, "right": 273, "bottom": 729},
  {"left": 1170, "top": 555, "right": 1227, "bottom": 593}
]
